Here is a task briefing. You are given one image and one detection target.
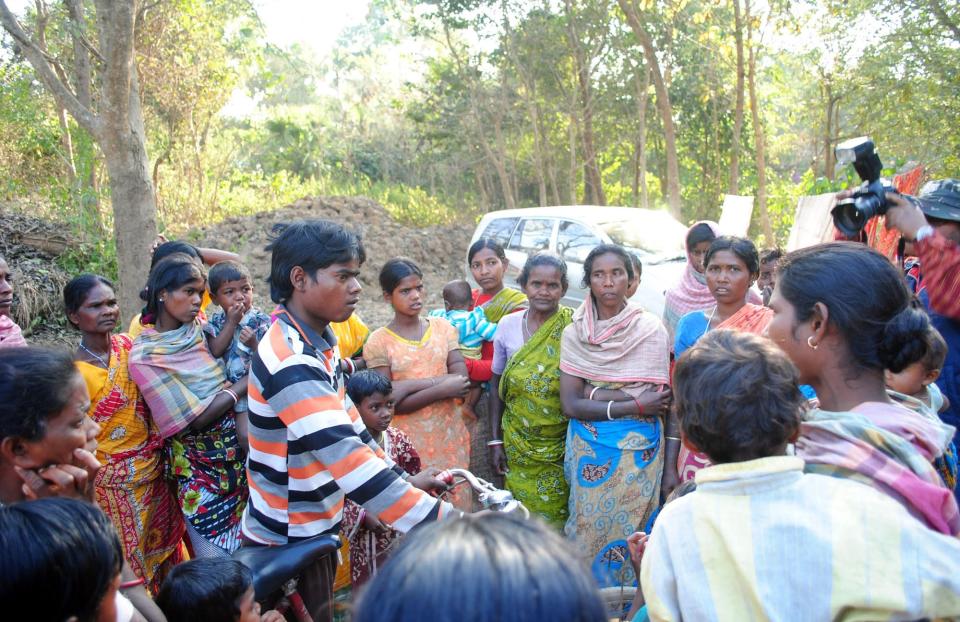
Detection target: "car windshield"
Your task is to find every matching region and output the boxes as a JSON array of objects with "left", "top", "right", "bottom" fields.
[{"left": 599, "top": 215, "right": 686, "bottom": 261}]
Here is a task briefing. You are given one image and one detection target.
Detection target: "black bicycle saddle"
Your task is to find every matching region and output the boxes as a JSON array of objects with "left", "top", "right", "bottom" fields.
[{"left": 233, "top": 534, "right": 341, "bottom": 600}]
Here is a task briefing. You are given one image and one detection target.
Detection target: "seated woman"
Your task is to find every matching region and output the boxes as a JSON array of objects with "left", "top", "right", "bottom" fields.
[
  {"left": 0, "top": 255, "right": 25, "bottom": 347},
  {"left": 352, "top": 513, "right": 607, "bottom": 622},
  {"left": 129, "top": 253, "right": 248, "bottom": 557},
  {"left": 768, "top": 242, "right": 959, "bottom": 535},
  {"left": 673, "top": 236, "right": 772, "bottom": 481},
  {"left": 558, "top": 244, "right": 673, "bottom": 587},
  {"left": 489, "top": 252, "right": 573, "bottom": 529},
  {"left": 65, "top": 274, "right": 186, "bottom": 592},
  {"left": 0, "top": 497, "right": 127, "bottom": 622}
]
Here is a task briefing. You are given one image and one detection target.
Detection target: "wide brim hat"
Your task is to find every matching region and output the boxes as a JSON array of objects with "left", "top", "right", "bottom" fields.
[{"left": 918, "top": 179, "right": 960, "bottom": 223}]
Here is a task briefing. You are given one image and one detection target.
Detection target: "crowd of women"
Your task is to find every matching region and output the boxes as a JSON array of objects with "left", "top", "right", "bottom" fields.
[{"left": 1, "top": 208, "right": 959, "bottom": 621}]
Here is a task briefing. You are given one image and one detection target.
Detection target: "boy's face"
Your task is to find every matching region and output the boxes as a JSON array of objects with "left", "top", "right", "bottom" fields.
[
  {"left": 236, "top": 586, "right": 261, "bottom": 622},
  {"left": 758, "top": 260, "right": 777, "bottom": 292},
  {"left": 359, "top": 391, "right": 395, "bottom": 433},
  {"left": 213, "top": 277, "right": 253, "bottom": 314},
  {"left": 885, "top": 361, "right": 937, "bottom": 396},
  {"left": 297, "top": 259, "right": 362, "bottom": 324}
]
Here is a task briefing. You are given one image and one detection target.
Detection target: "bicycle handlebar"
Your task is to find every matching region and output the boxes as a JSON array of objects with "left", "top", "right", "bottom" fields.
[{"left": 437, "top": 468, "right": 530, "bottom": 518}]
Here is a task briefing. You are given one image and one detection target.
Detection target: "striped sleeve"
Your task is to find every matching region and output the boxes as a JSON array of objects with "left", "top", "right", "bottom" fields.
[
  {"left": 916, "top": 231, "right": 960, "bottom": 319},
  {"left": 263, "top": 350, "right": 449, "bottom": 533},
  {"left": 470, "top": 307, "right": 498, "bottom": 341}
]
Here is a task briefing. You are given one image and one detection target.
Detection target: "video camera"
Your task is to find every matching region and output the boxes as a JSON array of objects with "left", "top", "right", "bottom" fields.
[{"left": 830, "top": 137, "right": 897, "bottom": 237}]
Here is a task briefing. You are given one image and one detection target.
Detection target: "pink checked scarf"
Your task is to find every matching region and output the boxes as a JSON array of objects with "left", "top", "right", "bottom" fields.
[
  {"left": 0, "top": 315, "right": 25, "bottom": 348},
  {"left": 559, "top": 297, "right": 670, "bottom": 391},
  {"left": 797, "top": 401, "right": 960, "bottom": 535}
]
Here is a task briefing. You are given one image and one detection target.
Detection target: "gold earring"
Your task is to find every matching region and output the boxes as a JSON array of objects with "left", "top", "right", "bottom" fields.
[{"left": 807, "top": 336, "right": 819, "bottom": 350}]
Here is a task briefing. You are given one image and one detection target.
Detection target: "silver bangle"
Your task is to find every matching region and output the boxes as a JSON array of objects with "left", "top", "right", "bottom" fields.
[
  {"left": 606, "top": 400, "right": 614, "bottom": 421},
  {"left": 487, "top": 440, "right": 504, "bottom": 447},
  {"left": 221, "top": 388, "right": 238, "bottom": 406},
  {"left": 589, "top": 386, "right": 601, "bottom": 400}
]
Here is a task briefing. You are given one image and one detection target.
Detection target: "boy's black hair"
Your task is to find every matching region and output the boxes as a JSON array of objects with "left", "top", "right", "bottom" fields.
[
  {"left": 628, "top": 252, "right": 643, "bottom": 280},
  {"left": 673, "top": 329, "right": 804, "bottom": 464},
  {"left": 266, "top": 220, "right": 366, "bottom": 304},
  {"left": 208, "top": 260, "right": 252, "bottom": 297},
  {"left": 63, "top": 273, "right": 114, "bottom": 328},
  {"left": 347, "top": 369, "right": 393, "bottom": 406},
  {"left": 442, "top": 280, "right": 473, "bottom": 308},
  {"left": 379, "top": 257, "right": 423, "bottom": 294},
  {"left": 705, "top": 236, "right": 761, "bottom": 276},
  {"left": 922, "top": 325, "right": 948, "bottom": 372},
  {"left": 140, "top": 253, "right": 205, "bottom": 323},
  {"left": 353, "top": 513, "right": 607, "bottom": 622},
  {"left": 155, "top": 558, "right": 252, "bottom": 622},
  {"left": 0, "top": 347, "right": 81, "bottom": 442},
  {"left": 760, "top": 247, "right": 783, "bottom": 266},
  {"left": 0, "top": 498, "right": 122, "bottom": 622},
  {"left": 581, "top": 244, "right": 635, "bottom": 289}
]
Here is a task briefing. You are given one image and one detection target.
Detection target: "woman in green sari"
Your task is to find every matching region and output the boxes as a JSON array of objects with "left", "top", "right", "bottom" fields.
[{"left": 489, "top": 253, "right": 572, "bottom": 528}]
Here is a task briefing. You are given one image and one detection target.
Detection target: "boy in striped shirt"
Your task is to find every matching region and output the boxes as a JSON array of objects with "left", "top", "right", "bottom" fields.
[{"left": 242, "top": 220, "right": 458, "bottom": 621}]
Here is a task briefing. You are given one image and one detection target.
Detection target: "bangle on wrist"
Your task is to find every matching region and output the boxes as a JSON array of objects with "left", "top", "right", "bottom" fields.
[
  {"left": 589, "top": 386, "right": 601, "bottom": 400},
  {"left": 487, "top": 439, "right": 504, "bottom": 447},
  {"left": 915, "top": 224, "right": 935, "bottom": 242},
  {"left": 221, "top": 388, "right": 239, "bottom": 406},
  {"left": 605, "top": 400, "right": 614, "bottom": 421},
  {"left": 119, "top": 578, "right": 145, "bottom": 590},
  {"left": 633, "top": 395, "right": 645, "bottom": 416},
  {"left": 665, "top": 436, "right": 682, "bottom": 442}
]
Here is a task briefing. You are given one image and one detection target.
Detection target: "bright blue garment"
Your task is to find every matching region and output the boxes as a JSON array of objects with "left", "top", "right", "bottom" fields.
[{"left": 673, "top": 310, "right": 709, "bottom": 359}]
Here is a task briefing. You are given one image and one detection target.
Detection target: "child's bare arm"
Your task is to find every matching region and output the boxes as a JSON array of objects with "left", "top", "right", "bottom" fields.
[
  {"left": 196, "top": 246, "right": 240, "bottom": 266},
  {"left": 207, "top": 303, "right": 245, "bottom": 358}
]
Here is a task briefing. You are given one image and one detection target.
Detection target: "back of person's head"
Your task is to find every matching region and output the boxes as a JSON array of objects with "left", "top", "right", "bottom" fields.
[
  {"left": 0, "top": 498, "right": 122, "bottom": 622},
  {"left": 152, "top": 240, "right": 201, "bottom": 268},
  {"left": 922, "top": 325, "right": 948, "bottom": 373},
  {"left": 141, "top": 253, "right": 205, "bottom": 322},
  {"left": 346, "top": 369, "right": 393, "bottom": 406},
  {"left": 63, "top": 274, "right": 114, "bottom": 328},
  {"left": 156, "top": 558, "right": 252, "bottom": 622},
  {"left": 379, "top": 257, "right": 423, "bottom": 294},
  {"left": 628, "top": 252, "right": 643, "bottom": 280},
  {"left": 0, "top": 347, "right": 79, "bottom": 443},
  {"left": 467, "top": 238, "right": 507, "bottom": 264},
  {"left": 207, "top": 260, "right": 252, "bottom": 296},
  {"left": 580, "top": 243, "right": 635, "bottom": 288},
  {"left": 760, "top": 247, "right": 783, "bottom": 265},
  {"left": 686, "top": 222, "right": 718, "bottom": 250},
  {"left": 674, "top": 330, "right": 804, "bottom": 464},
  {"left": 266, "top": 220, "right": 366, "bottom": 304},
  {"left": 517, "top": 251, "right": 569, "bottom": 290},
  {"left": 353, "top": 513, "right": 606, "bottom": 622},
  {"left": 705, "top": 236, "right": 760, "bottom": 275},
  {"left": 442, "top": 280, "right": 472, "bottom": 308},
  {"left": 777, "top": 242, "right": 929, "bottom": 374}
]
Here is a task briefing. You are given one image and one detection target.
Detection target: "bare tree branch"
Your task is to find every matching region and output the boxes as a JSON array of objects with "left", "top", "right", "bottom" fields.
[
  {"left": 64, "top": 0, "right": 94, "bottom": 107},
  {"left": 0, "top": 0, "right": 101, "bottom": 135}
]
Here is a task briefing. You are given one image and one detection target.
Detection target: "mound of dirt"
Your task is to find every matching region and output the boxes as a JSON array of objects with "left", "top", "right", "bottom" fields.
[
  {"left": 193, "top": 196, "right": 476, "bottom": 330},
  {"left": 0, "top": 209, "right": 75, "bottom": 347}
]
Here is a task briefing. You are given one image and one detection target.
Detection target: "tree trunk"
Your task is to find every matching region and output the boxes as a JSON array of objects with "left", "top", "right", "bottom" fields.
[
  {"left": 633, "top": 64, "right": 650, "bottom": 209},
  {"left": 618, "top": 0, "right": 682, "bottom": 218},
  {"left": 565, "top": 0, "right": 605, "bottom": 206},
  {"left": 746, "top": 0, "right": 775, "bottom": 244},
  {"left": 567, "top": 110, "right": 579, "bottom": 204},
  {"left": 729, "top": 0, "right": 745, "bottom": 194}
]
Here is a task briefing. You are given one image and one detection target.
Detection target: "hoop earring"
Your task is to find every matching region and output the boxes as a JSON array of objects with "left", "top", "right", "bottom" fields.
[{"left": 806, "top": 336, "right": 819, "bottom": 350}]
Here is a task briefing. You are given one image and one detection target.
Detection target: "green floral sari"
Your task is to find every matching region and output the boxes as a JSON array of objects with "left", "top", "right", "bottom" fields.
[{"left": 499, "top": 306, "right": 573, "bottom": 528}]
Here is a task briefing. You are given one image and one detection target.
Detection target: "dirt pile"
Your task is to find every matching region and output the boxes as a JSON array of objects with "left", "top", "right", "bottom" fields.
[
  {"left": 194, "top": 196, "right": 476, "bottom": 329},
  {"left": 0, "top": 209, "right": 75, "bottom": 346}
]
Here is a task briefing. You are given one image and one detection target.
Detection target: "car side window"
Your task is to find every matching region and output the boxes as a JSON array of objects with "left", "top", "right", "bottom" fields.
[
  {"left": 480, "top": 217, "right": 519, "bottom": 248},
  {"left": 508, "top": 219, "right": 554, "bottom": 253},
  {"left": 557, "top": 220, "right": 601, "bottom": 262}
]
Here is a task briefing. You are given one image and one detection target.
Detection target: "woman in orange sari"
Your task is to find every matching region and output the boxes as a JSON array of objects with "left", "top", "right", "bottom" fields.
[
  {"left": 673, "top": 237, "right": 772, "bottom": 481},
  {"left": 65, "top": 274, "right": 186, "bottom": 592}
]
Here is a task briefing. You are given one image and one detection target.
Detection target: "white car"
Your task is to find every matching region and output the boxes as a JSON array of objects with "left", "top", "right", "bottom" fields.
[{"left": 467, "top": 206, "right": 688, "bottom": 317}]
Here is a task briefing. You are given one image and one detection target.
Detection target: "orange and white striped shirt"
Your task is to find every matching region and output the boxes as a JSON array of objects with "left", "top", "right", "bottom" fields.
[{"left": 242, "top": 307, "right": 454, "bottom": 544}]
